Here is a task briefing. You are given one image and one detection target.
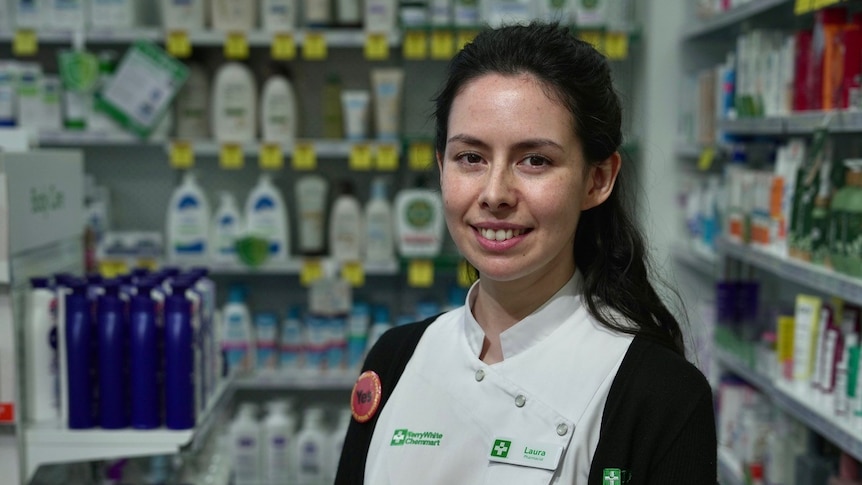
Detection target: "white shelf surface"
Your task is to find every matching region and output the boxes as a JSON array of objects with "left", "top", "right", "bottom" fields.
[
  {"left": 23, "top": 378, "right": 233, "bottom": 481},
  {"left": 681, "top": 0, "right": 791, "bottom": 40},
  {"left": 671, "top": 242, "right": 718, "bottom": 277},
  {"left": 189, "top": 258, "right": 400, "bottom": 276},
  {"left": 718, "top": 111, "right": 862, "bottom": 136},
  {"left": 234, "top": 372, "right": 357, "bottom": 391},
  {"left": 717, "top": 238, "right": 862, "bottom": 306},
  {"left": 182, "top": 139, "right": 405, "bottom": 158}
]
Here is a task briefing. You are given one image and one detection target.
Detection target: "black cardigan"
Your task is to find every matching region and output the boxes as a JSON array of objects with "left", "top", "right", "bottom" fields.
[{"left": 335, "top": 317, "right": 718, "bottom": 484}]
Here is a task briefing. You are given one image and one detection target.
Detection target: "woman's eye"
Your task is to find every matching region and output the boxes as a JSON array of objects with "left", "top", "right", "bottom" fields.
[
  {"left": 459, "top": 153, "right": 482, "bottom": 164},
  {"left": 524, "top": 155, "right": 550, "bottom": 167}
]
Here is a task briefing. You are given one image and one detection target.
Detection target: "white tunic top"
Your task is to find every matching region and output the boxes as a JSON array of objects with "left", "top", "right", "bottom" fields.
[{"left": 365, "top": 275, "right": 635, "bottom": 484}]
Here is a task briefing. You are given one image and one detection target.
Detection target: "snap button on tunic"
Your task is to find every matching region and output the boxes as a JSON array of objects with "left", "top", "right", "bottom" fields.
[
  {"left": 475, "top": 369, "right": 485, "bottom": 382},
  {"left": 556, "top": 423, "right": 569, "bottom": 436},
  {"left": 514, "top": 394, "right": 527, "bottom": 407}
]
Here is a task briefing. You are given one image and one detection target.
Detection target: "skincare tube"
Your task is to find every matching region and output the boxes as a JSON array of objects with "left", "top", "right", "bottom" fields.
[
  {"left": 794, "top": 295, "right": 823, "bottom": 393},
  {"left": 370, "top": 68, "right": 404, "bottom": 141},
  {"left": 341, "top": 90, "right": 370, "bottom": 141}
]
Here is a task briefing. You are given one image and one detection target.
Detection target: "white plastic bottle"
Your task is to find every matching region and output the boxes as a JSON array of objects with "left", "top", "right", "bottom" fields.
[
  {"left": 302, "top": 0, "right": 330, "bottom": 26},
  {"left": 295, "top": 407, "right": 329, "bottom": 485},
  {"left": 260, "top": 73, "right": 298, "bottom": 148},
  {"left": 245, "top": 173, "right": 290, "bottom": 262},
  {"left": 328, "top": 181, "right": 363, "bottom": 262},
  {"left": 89, "top": 0, "right": 137, "bottom": 29},
  {"left": 364, "top": 177, "right": 394, "bottom": 263},
  {"left": 210, "top": 191, "right": 243, "bottom": 265},
  {"left": 261, "top": 0, "right": 297, "bottom": 32},
  {"left": 25, "top": 277, "right": 59, "bottom": 423},
  {"left": 329, "top": 408, "right": 352, "bottom": 481},
  {"left": 394, "top": 181, "right": 445, "bottom": 258},
  {"left": 211, "top": 0, "right": 257, "bottom": 32},
  {"left": 160, "top": 0, "right": 205, "bottom": 31},
  {"left": 263, "top": 400, "right": 297, "bottom": 485},
  {"left": 295, "top": 174, "right": 329, "bottom": 255},
  {"left": 230, "top": 403, "right": 261, "bottom": 485},
  {"left": 211, "top": 62, "right": 257, "bottom": 144},
  {"left": 175, "top": 63, "right": 210, "bottom": 140},
  {"left": 165, "top": 172, "right": 211, "bottom": 262},
  {"left": 280, "top": 305, "right": 305, "bottom": 373},
  {"left": 221, "top": 285, "right": 255, "bottom": 374},
  {"left": 46, "top": 0, "right": 86, "bottom": 31}
]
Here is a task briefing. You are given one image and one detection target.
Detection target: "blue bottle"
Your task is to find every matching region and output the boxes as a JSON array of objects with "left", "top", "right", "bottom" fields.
[
  {"left": 98, "top": 279, "right": 128, "bottom": 429},
  {"left": 130, "top": 281, "right": 159, "bottom": 429},
  {"left": 65, "top": 278, "right": 94, "bottom": 429},
  {"left": 164, "top": 282, "right": 194, "bottom": 430}
]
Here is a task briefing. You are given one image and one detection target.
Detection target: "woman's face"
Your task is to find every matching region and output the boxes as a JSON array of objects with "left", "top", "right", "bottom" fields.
[{"left": 438, "top": 73, "right": 602, "bottom": 289}]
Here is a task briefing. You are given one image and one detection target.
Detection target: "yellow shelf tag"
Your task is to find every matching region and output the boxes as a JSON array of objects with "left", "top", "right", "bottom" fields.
[
  {"left": 169, "top": 140, "right": 194, "bottom": 169},
  {"left": 259, "top": 143, "right": 284, "bottom": 170},
  {"left": 456, "top": 30, "right": 478, "bottom": 51},
  {"left": 13, "top": 29, "right": 38, "bottom": 57},
  {"left": 166, "top": 30, "right": 191, "bottom": 58},
  {"left": 408, "top": 259, "right": 435, "bottom": 288},
  {"left": 349, "top": 144, "right": 373, "bottom": 171},
  {"left": 98, "top": 260, "right": 128, "bottom": 279},
  {"left": 698, "top": 146, "right": 716, "bottom": 171},
  {"left": 604, "top": 32, "right": 629, "bottom": 60},
  {"left": 271, "top": 33, "right": 296, "bottom": 60},
  {"left": 225, "top": 31, "right": 249, "bottom": 59},
  {"left": 220, "top": 143, "right": 244, "bottom": 170},
  {"left": 364, "top": 32, "right": 389, "bottom": 60},
  {"left": 579, "top": 31, "right": 604, "bottom": 53},
  {"left": 302, "top": 32, "right": 328, "bottom": 60},
  {"left": 300, "top": 259, "right": 324, "bottom": 287},
  {"left": 431, "top": 30, "right": 454, "bottom": 60},
  {"left": 375, "top": 144, "right": 399, "bottom": 171},
  {"left": 342, "top": 261, "right": 365, "bottom": 287},
  {"left": 292, "top": 142, "right": 317, "bottom": 170},
  {"left": 794, "top": 0, "right": 814, "bottom": 14},
  {"left": 457, "top": 260, "right": 475, "bottom": 288},
  {"left": 409, "top": 141, "right": 434, "bottom": 171},
  {"left": 403, "top": 30, "right": 428, "bottom": 60}
]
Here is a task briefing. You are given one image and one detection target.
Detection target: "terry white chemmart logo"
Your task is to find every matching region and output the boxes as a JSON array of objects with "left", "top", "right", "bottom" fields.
[{"left": 390, "top": 428, "right": 443, "bottom": 447}]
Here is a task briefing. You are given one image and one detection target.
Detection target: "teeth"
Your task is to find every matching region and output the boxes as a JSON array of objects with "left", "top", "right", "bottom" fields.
[{"left": 480, "top": 228, "right": 524, "bottom": 241}]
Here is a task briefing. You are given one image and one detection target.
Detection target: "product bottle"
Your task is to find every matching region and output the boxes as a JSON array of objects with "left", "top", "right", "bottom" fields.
[
  {"left": 322, "top": 74, "right": 343, "bottom": 139},
  {"left": 175, "top": 63, "right": 210, "bottom": 140},
  {"left": 329, "top": 181, "right": 363, "bottom": 262},
  {"left": 295, "top": 407, "right": 329, "bottom": 485},
  {"left": 394, "top": 179, "right": 446, "bottom": 258},
  {"left": 166, "top": 171, "right": 211, "bottom": 262},
  {"left": 364, "top": 0, "right": 397, "bottom": 32},
  {"left": 231, "top": 403, "right": 262, "bottom": 485},
  {"left": 261, "top": 0, "right": 297, "bottom": 32},
  {"left": 0, "top": 62, "right": 15, "bottom": 127},
  {"left": 164, "top": 282, "right": 195, "bottom": 430},
  {"left": 280, "top": 305, "right": 305, "bottom": 372},
  {"left": 303, "top": 0, "right": 330, "bottom": 26},
  {"left": 335, "top": 0, "right": 360, "bottom": 26},
  {"left": 347, "top": 302, "right": 370, "bottom": 372},
  {"left": 295, "top": 174, "right": 330, "bottom": 255},
  {"left": 25, "top": 277, "right": 58, "bottom": 423},
  {"left": 364, "top": 177, "right": 395, "bottom": 263},
  {"left": 88, "top": 51, "right": 119, "bottom": 134},
  {"left": 89, "top": 0, "right": 137, "bottom": 29},
  {"left": 260, "top": 72, "right": 298, "bottom": 147},
  {"left": 365, "top": 305, "right": 392, "bottom": 354},
  {"left": 329, "top": 408, "right": 352, "bottom": 481},
  {"left": 254, "top": 312, "right": 280, "bottom": 372},
  {"left": 263, "top": 400, "right": 297, "bottom": 485},
  {"left": 13, "top": 0, "right": 44, "bottom": 29},
  {"left": 811, "top": 161, "right": 833, "bottom": 266},
  {"left": 221, "top": 285, "right": 255, "bottom": 374},
  {"left": 829, "top": 162, "right": 855, "bottom": 273},
  {"left": 211, "top": 191, "right": 244, "bottom": 265},
  {"left": 98, "top": 279, "right": 128, "bottom": 429},
  {"left": 245, "top": 173, "right": 290, "bottom": 262},
  {"left": 160, "top": 0, "right": 205, "bottom": 31},
  {"left": 58, "top": 36, "right": 99, "bottom": 131},
  {"left": 47, "top": 0, "right": 86, "bottom": 31},
  {"left": 211, "top": 0, "right": 257, "bottom": 32},
  {"left": 64, "top": 279, "right": 94, "bottom": 429},
  {"left": 211, "top": 62, "right": 257, "bottom": 144},
  {"left": 129, "top": 280, "right": 160, "bottom": 429},
  {"left": 846, "top": 161, "right": 862, "bottom": 277}
]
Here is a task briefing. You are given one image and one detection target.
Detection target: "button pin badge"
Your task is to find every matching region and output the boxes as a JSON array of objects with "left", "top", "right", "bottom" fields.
[{"left": 351, "top": 370, "right": 382, "bottom": 423}]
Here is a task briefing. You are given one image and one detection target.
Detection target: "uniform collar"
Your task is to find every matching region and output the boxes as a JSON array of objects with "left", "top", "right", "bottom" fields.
[{"left": 463, "top": 273, "right": 583, "bottom": 360}]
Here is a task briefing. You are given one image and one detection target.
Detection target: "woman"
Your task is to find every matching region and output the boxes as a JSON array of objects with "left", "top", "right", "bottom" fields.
[{"left": 337, "top": 22, "right": 717, "bottom": 484}]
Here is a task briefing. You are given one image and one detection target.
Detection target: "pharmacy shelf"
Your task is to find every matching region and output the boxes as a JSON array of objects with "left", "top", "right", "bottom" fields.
[
  {"left": 178, "top": 139, "right": 405, "bottom": 159},
  {"left": 202, "top": 258, "right": 400, "bottom": 276},
  {"left": 234, "top": 372, "right": 356, "bottom": 391},
  {"left": 717, "top": 446, "right": 745, "bottom": 485},
  {"left": 717, "top": 238, "right": 862, "bottom": 306},
  {"left": 38, "top": 130, "right": 165, "bottom": 146},
  {"left": 671, "top": 242, "right": 718, "bottom": 278},
  {"left": 718, "top": 111, "right": 862, "bottom": 136},
  {"left": 715, "top": 347, "right": 862, "bottom": 462},
  {"left": 681, "top": 0, "right": 791, "bottom": 40},
  {"left": 674, "top": 142, "right": 705, "bottom": 159},
  {"left": 22, "top": 377, "right": 234, "bottom": 482},
  {"left": 718, "top": 116, "right": 785, "bottom": 135}
]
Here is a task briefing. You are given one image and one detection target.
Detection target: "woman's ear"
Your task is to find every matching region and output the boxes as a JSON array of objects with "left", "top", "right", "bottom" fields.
[
  {"left": 436, "top": 151, "right": 444, "bottom": 182},
  {"left": 582, "top": 151, "right": 621, "bottom": 210}
]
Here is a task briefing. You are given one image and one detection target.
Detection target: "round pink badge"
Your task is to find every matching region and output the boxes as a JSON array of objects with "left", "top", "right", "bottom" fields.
[{"left": 351, "top": 370, "right": 382, "bottom": 423}]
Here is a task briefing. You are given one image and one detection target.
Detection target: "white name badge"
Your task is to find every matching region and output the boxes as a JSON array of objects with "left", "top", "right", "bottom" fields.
[{"left": 487, "top": 437, "right": 564, "bottom": 471}]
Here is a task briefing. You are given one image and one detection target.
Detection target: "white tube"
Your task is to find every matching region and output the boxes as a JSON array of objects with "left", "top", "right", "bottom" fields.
[
  {"left": 370, "top": 68, "right": 403, "bottom": 141},
  {"left": 340, "top": 90, "right": 370, "bottom": 141}
]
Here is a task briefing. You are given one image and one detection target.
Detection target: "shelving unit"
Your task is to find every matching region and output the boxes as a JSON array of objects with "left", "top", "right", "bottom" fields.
[
  {"left": 670, "top": 242, "right": 718, "bottom": 278},
  {"left": 681, "top": 0, "right": 791, "bottom": 40},
  {"left": 718, "top": 446, "right": 746, "bottom": 485},
  {"left": 234, "top": 373, "right": 356, "bottom": 392},
  {"left": 718, "top": 111, "right": 862, "bottom": 136}
]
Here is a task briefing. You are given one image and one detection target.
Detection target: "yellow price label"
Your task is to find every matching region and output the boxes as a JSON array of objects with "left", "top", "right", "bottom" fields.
[
  {"left": 698, "top": 146, "right": 716, "bottom": 171},
  {"left": 302, "top": 32, "right": 328, "bottom": 60},
  {"left": 259, "top": 143, "right": 284, "bottom": 170},
  {"left": 604, "top": 32, "right": 629, "bottom": 60},
  {"left": 98, "top": 260, "right": 128, "bottom": 279},
  {"left": 403, "top": 30, "right": 428, "bottom": 60},
  {"left": 349, "top": 144, "right": 373, "bottom": 171},
  {"left": 794, "top": 0, "right": 814, "bottom": 14},
  {"left": 375, "top": 144, "right": 399, "bottom": 171},
  {"left": 431, "top": 30, "right": 454, "bottom": 60},
  {"left": 271, "top": 33, "right": 296, "bottom": 60},
  {"left": 300, "top": 259, "right": 324, "bottom": 286},
  {"left": 409, "top": 141, "right": 434, "bottom": 171},
  {"left": 579, "top": 31, "right": 604, "bottom": 53},
  {"left": 364, "top": 33, "right": 389, "bottom": 60},
  {"left": 456, "top": 30, "right": 478, "bottom": 51},
  {"left": 342, "top": 261, "right": 365, "bottom": 287},
  {"left": 166, "top": 30, "right": 191, "bottom": 58},
  {"left": 169, "top": 140, "right": 194, "bottom": 169},
  {"left": 292, "top": 142, "right": 317, "bottom": 170},
  {"left": 457, "top": 260, "right": 476, "bottom": 288},
  {"left": 13, "top": 29, "right": 38, "bottom": 57},
  {"left": 225, "top": 32, "right": 249, "bottom": 59},
  {"left": 220, "top": 143, "right": 244, "bottom": 169},
  {"left": 408, "top": 259, "right": 435, "bottom": 288}
]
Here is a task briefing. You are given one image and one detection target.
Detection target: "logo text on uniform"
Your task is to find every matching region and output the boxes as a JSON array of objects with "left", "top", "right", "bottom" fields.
[{"left": 390, "top": 428, "right": 443, "bottom": 447}]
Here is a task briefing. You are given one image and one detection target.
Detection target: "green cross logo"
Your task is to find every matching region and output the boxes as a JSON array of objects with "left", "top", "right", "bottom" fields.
[
  {"left": 490, "top": 439, "right": 511, "bottom": 458},
  {"left": 603, "top": 468, "right": 622, "bottom": 485},
  {"left": 390, "top": 429, "right": 407, "bottom": 446}
]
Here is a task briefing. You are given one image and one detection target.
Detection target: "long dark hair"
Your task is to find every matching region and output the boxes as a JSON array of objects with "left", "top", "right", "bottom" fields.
[{"left": 433, "top": 22, "right": 686, "bottom": 356}]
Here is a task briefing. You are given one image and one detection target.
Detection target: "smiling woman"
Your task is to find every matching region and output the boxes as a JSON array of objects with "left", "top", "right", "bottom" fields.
[{"left": 336, "top": 22, "right": 717, "bottom": 485}]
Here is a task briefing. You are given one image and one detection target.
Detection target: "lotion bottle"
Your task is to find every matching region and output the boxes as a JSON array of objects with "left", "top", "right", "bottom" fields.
[
  {"left": 211, "top": 0, "right": 257, "bottom": 32},
  {"left": 211, "top": 191, "right": 243, "bottom": 265},
  {"left": 261, "top": 0, "right": 297, "bottom": 32},
  {"left": 263, "top": 400, "right": 297, "bottom": 485},
  {"left": 175, "top": 63, "right": 210, "bottom": 140},
  {"left": 328, "top": 180, "right": 363, "bottom": 262},
  {"left": 394, "top": 179, "right": 445, "bottom": 258},
  {"left": 295, "top": 174, "right": 329, "bottom": 255},
  {"left": 211, "top": 62, "right": 257, "bottom": 144},
  {"left": 221, "top": 285, "right": 255, "bottom": 374},
  {"left": 166, "top": 172, "right": 211, "bottom": 262},
  {"left": 245, "top": 173, "right": 290, "bottom": 261},
  {"left": 295, "top": 407, "right": 329, "bottom": 485},
  {"left": 25, "top": 277, "right": 58, "bottom": 423},
  {"left": 230, "top": 403, "right": 262, "bottom": 485},
  {"left": 160, "top": 0, "right": 205, "bottom": 31},
  {"left": 364, "top": 177, "right": 395, "bottom": 263},
  {"left": 260, "top": 72, "right": 298, "bottom": 148}
]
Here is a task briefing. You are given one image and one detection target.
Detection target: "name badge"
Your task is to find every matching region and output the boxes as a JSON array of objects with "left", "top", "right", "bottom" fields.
[{"left": 488, "top": 437, "right": 563, "bottom": 471}]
